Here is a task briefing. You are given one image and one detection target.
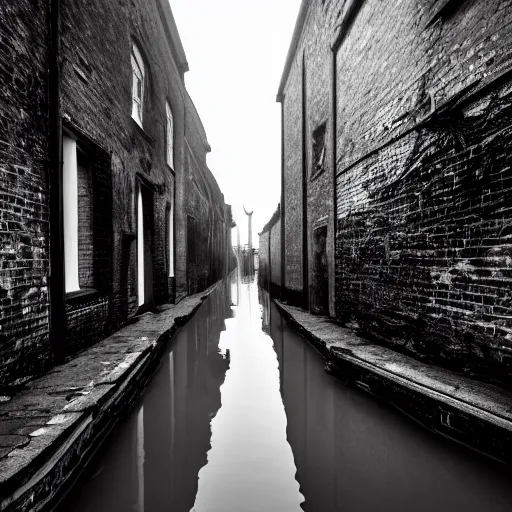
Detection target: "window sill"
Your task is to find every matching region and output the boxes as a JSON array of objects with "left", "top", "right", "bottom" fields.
[
  {"left": 130, "top": 117, "right": 153, "bottom": 144},
  {"left": 310, "top": 166, "right": 326, "bottom": 182},
  {"left": 65, "top": 288, "right": 103, "bottom": 305}
]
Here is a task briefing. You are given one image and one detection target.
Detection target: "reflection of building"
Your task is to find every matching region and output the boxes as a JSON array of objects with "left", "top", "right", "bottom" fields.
[
  {"left": 269, "top": 300, "right": 335, "bottom": 511},
  {"left": 57, "top": 277, "right": 233, "bottom": 512},
  {"left": 258, "top": 286, "right": 271, "bottom": 335}
]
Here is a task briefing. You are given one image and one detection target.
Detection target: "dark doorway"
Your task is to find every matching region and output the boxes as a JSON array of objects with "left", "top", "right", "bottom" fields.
[
  {"left": 187, "top": 215, "right": 197, "bottom": 294},
  {"left": 310, "top": 225, "right": 328, "bottom": 315}
]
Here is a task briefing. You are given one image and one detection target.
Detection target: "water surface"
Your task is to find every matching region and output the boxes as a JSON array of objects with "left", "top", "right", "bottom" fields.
[{"left": 57, "top": 271, "right": 512, "bottom": 512}]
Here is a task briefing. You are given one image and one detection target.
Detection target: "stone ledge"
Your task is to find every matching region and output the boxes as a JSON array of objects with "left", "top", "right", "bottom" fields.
[
  {"left": 0, "top": 279, "right": 222, "bottom": 512},
  {"left": 275, "top": 300, "right": 512, "bottom": 465}
]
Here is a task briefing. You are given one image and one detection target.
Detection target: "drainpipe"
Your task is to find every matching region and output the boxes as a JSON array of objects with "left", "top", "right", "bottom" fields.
[{"left": 48, "top": 0, "right": 65, "bottom": 364}]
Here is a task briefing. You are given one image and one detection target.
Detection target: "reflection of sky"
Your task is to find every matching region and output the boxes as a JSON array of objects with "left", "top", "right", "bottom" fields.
[{"left": 191, "top": 280, "right": 304, "bottom": 512}]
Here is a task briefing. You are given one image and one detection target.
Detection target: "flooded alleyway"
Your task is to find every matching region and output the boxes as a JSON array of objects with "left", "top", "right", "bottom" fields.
[{"left": 57, "top": 272, "right": 512, "bottom": 512}]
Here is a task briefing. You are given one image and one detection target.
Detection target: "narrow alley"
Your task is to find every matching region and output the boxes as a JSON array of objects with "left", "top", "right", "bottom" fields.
[{"left": 55, "top": 272, "right": 512, "bottom": 512}]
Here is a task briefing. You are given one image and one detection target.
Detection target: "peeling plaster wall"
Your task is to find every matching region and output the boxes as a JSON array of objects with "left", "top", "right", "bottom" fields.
[{"left": 335, "top": 0, "right": 512, "bottom": 387}]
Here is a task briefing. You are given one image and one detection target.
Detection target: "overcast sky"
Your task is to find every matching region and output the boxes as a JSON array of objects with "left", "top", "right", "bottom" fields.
[{"left": 170, "top": 0, "right": 301, "bottom": 246}]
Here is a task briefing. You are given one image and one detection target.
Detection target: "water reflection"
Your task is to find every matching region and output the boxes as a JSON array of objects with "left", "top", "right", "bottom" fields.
[
  {"left": 190, "top": 274, "right": 303, "bottom": 512},
  {"left": 260, "top": 288, "right": 512, "bottom": 512},
  {"left": 57, "top": 278, "right": 233, "bottom": 512}
]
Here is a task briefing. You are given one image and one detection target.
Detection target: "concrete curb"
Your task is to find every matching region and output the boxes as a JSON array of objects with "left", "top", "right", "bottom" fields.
[
  {"left": 0, "top": 280, "right": 221, "bottom": 512},
  {"left": 275, "top": 300, "right": 512, "bottom": 465}
]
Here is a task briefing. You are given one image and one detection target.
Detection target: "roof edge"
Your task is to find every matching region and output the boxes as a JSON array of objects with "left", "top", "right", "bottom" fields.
[
  {"left": 276, "top": 0, "right": 313, "bottom": 103},
  {"left": 156, "top": 0, "right": 189, "bottom": 74}
]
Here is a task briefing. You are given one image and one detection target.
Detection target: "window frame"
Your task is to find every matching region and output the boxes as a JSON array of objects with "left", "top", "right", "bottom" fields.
[
  {"left": 165, "top": 100, "right": 174, "bottom": 169},
  {"left": 131, "top": 43, "right": 145, "bottom": 127},
  {"left": 310, "top": 122, "right": 327, "bottom": 181}
]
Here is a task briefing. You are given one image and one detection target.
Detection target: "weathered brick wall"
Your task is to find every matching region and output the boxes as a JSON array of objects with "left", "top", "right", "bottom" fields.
[
  {"left": 0, "top": 1, "right": 51, "bottom": 386},
  {"left": 270, "top": 218, "right": 282, "bottom": 295},
  {"left": 60, "top": 0, "right": 231, "bottom": 355},
  {"left": 258, "top": 231, "right": 270, "bottom": 290},
  {"left": 334, "top": 0, "right": 512, "bottom": 387},
  {"left": 283, "top": 63, "right": 304, "bottom": 301},
  {"left": 281, "top": 0, "right": 352, "bottom": 311}
]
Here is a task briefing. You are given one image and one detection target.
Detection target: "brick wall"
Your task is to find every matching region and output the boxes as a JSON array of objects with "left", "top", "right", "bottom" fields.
[
  {"left": 276, "top": 0, "right": 512, "bottom": 387},
  {"left": 270, "top": 218, "right": 282, "bottom": 296},
  {"left": 258, "top": 231, "right": 270, "bottom": 290},
  {"left": 258, "top": 205, "right": 282, "bottom": 295},
  {"left": 0, "top": 1, "right": 51, "bottom": 387},
  {"left": 334, "top": 0, "right": 512, "bottom": 387},
  {"left": 281, "top": 0, "right": 350, "bottom": 310},
  {"left": 58, "top": 0, "right": 232, "bottom": 355},
  {"left": 283, "top": 63, "right": 304, "bottom": 302}
]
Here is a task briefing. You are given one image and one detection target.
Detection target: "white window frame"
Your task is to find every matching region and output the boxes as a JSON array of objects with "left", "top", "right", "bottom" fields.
[
  {"left": 131, "top": 44, "right": 145, "bottom": 127},
  {"left": 168, "top": 205, "right": 174, "bottom": 278},
  {"left": 63, "top": 136, "right": 80, "bottom": 293},
  {"left": 137, "top": 188, "right": 145, "bottom": 306},
  {"left": 165, "top": 101, "right": 174, "bottom": 168}
]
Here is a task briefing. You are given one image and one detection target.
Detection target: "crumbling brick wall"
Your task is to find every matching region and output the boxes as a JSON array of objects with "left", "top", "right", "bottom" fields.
[
  {"left": 334, "top": 0, "right": 512, "bottom": 387},
  {"left": 270, "top": 218, "right": 282, "bottom": 297},
  {"left": 258, "top": 231, "right": 270, "bottom": 290},
  {"left": 280, "top": 0, "right": 353, "bottom": 311},
  {"left": 0, "top": 1, "right": 51, "bottom": 387},
  {"left": 59, "top": 0, "right": 232, "bottom": 355}
]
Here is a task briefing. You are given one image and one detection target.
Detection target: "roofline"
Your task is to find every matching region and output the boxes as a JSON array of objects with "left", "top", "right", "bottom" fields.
[
  {"left": 276, "top": 0, "right": 312, "bottom": 103},
  {"left": 185, "top": 91, "right": 211, "bottom": 153},
  {"left": 156, "top": 0, "right": 189, "bottom": 74}
]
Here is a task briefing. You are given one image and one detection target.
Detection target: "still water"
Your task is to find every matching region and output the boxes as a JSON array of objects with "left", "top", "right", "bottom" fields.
[{"left": 57, "top": 271, "right": 512, "bottom": 512}]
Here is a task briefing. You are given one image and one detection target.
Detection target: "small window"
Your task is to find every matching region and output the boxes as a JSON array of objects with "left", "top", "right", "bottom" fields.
[
  {"left": 311, "top": 123, "right": 327, "bottom": 179},
  {"left": 165, "top": 101, "right": 174, "bottom": 168},
  {"left": 131, "top": 43, "right": 145, "bottom": 127}
]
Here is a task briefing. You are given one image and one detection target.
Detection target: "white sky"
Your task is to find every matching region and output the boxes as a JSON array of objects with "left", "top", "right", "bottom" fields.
[{"left": 170, "top": 0, "right": 301, "bottom": 246}]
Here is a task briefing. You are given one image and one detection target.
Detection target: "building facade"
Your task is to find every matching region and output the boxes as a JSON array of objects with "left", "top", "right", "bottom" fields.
[
  {"left": 260, "top": 0, "right": 512, "bottom": 389},
  {"left": 0, "top": 0, "right": 235, "bottom": 389}
]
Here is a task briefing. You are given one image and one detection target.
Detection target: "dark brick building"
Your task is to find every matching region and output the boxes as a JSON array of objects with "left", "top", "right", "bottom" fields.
[
  {"left": 0, "top": 0, "right": 235, "bottom": 389},
  {"left": 261, "top": 0, "right": 512, "bottom": 388}
]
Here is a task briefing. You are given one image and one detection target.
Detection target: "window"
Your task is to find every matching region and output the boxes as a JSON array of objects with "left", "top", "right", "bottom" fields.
[
  {"left": 63, "top": 136, "right": 80, "bottom": 293},
  {"left": 131, "top": 43, "right": 145, "bottom": 127},
  {"left": 62, "top": 134, "right": 111, "bottom": 295},
  {"left": 165, "top": 101, "right": 174, "bottom": 168},
  {"left": 311, "top": 122, "right": 327, "bottom": 179}
]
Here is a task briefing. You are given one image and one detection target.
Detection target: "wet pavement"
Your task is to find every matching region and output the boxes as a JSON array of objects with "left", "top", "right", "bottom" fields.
[{"left": 56, "top": 271, "right": 512, "bottom": 512}]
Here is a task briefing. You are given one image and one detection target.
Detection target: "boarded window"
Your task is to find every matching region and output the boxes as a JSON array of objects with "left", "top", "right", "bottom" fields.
[{"left": 77, "top": 151, "right": 94, "bottom": 288}]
